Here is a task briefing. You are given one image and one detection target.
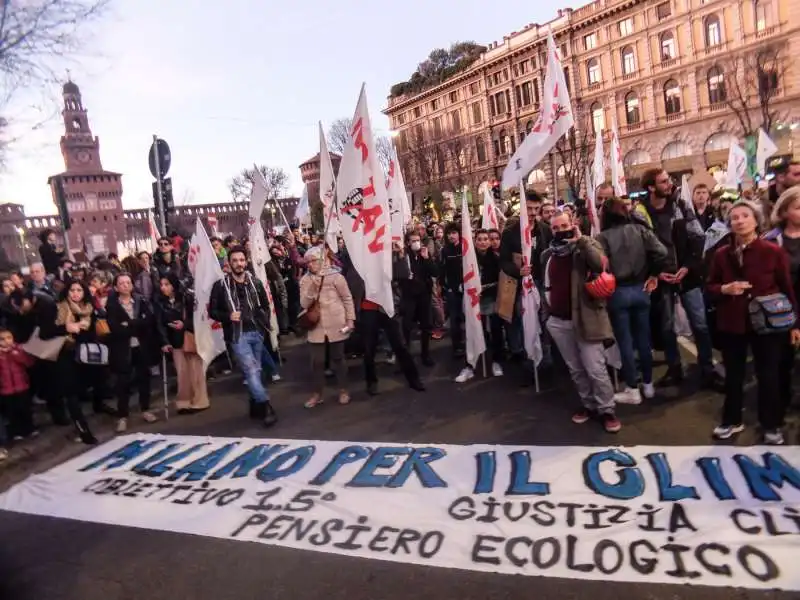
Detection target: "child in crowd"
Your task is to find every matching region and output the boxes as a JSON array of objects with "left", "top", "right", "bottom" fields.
[{"left": 0, "top": 328, "right": 36, "bottom": 451}]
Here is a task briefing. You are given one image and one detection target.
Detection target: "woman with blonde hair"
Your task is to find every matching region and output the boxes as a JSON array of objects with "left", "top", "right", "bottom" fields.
[{"left": 299, "top": 245, "right": 356, "bottom": 408}]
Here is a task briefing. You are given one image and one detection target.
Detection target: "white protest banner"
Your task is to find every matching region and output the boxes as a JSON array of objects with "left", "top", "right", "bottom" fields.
[
  {"left": 519, "top": 180, "right": 542, "bottom": 366},
  {"left": 386, "top": 141, "right": 411, "bottom": 243},
  {"left": 481, "top": 185, "right": 499, "bottom": 231},
  {"left": 248, "top": 217, "right": 279, "bottom": 351},
  {"left": 609, "top": 116, "right": 626, "bottom": 197},
  {"left": 461, "top": 190, "right": 485, "bottom": 369},
  {"left": 336, "top": 84, "right": 393, "bottom": 316},
  {"left": 186, "top": 219, "right": 226, "bottom": 369},
  {"left": 319, "top": 122, "right": 341, "bottom": 253},
  {"left": 1, "top": 434, "right": 798, "bottom": 591}
]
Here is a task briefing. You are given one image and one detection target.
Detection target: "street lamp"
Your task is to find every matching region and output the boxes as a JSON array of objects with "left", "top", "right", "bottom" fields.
[{"left": 14, "top": 226, "right": 28, "bottom": 267}]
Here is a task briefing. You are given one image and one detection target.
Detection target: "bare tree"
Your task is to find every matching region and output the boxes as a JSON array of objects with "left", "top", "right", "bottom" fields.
[
  {"left": 329, "top": 116, "right": 393, "bottom": 172},
  {"left": 553, "top": 116, "right": 592, "bottom": 200},
  {"left": 718, "top": 44, "right": 788, "bottom": 136},
  {"left": 228, "top": 165, "right": 289, "bottom": 204},
  {"left": 327, "top": 118, "right": 352, "bottom": 155},
  {"left": 0, "top": 0, "right": 111, "bottom": 164},
  {"left": 439, "top": 129, "right": 474, "bottom": 193},
  {"left": 400, "top": 125, "right": 440, "bottom": 193}
]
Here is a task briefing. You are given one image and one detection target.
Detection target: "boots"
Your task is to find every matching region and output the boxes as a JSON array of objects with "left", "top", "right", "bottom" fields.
[
  {"left": 74, "top": 419, "right": 98, "bottom": 445},
  {"left": 420, "top": 336, "right": 434, "bottom": 367},
  {"left": 263, "top": 402, "right": 278, "bottom": 428}
]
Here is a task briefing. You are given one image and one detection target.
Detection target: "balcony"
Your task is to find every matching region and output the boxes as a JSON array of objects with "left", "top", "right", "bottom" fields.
[
  {"left": 586, "top": 82, "right": 602, "bottom": 93},
  {"left": 625, "top": 122, "right": 643, "bottom": 132},
  {"left": 709, "top": 101, "right": 727, "bottom": 112},
  {"left": 659, "top": 57, "right": 678, "bottom": 69},
  {"left": 621, "top": 71, "right": 638, "bottom": 82},
  {"left": 663, "top": 112, "right": 685, "bottom": 124},
  {"left": 755, "top": 24, "right": 778, "bottom": 39},
  {"left": 703, "top": 42, "right": 727, "bottom": 56}
]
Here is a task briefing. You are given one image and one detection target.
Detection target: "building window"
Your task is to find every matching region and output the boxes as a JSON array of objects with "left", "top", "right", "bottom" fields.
[
  {"left": 619, "top": 17, "right": 634, "bottom": 37},
  {"left": 661, "top": 140, "right": 691, "bottom": 160},
  {"left": 492, "top": 91, "right": 508, "bottom": 115},
  {"left": 469, "top": 81, "right": 480, "bottom": 95},
  {"left": 449, "top": 90, "right": 459, "bottom": 103},
  {"left": 707, "top": 66, "right": 726, "bottom": 103},
  {"left": 563, "top": 67, "right": 570, "bottom": 93},
  {"left": 705, "top": 14, "right": 722, "bottom": 47},
  {"left": 624, "top": 148, "right": 650, "bottom": 168},
  {"left": 528, "top": 169, "right": 547, "bottom": 184},
  {"left": 660, "top": 32, "right": 676, "bottom": 60},
  {"left": 430, "top": 98, "right": 439, "bottom": 111},
  {"left": 436, "top": 148, "right": 445, "bottom": 176},
  {"left": 432, "top": 116, "right": 443, "bottom": 137},
  {"left": 517, "top": 60, "right": 528, "bottom": 76},
  {"left": 396, "top": 113, "right": 405, "bottom": 126},
  {"left": 587, "top": 58, "right": 602, "bottom": 84},
  {"left": 584, "top": 32, "right": 598, "bottom": 50},
  {"left": 532, "top": 78, "right": 540, "bottom": 104},
  {"left": 656, "top": 2, "right": 671, "bottom": 20},
  {"left": 625, "top": 92, "right": 641, "bottom": 124},
  {"left": 755, "top": 0, "right": 772, "bottom": 31},
  {"left": 758, "top": 51, "right": 780, "bottom": 95},
  {"left": 515, "top": 81, "right": 533, "bottom": 108},
  {"left": 413, "top": 107, "right": 421, "bottom": 118},
  {"left": 704, "top": 132, "right": 735, "bottom": 152},
  {"left": 591, "top": 103, "right": 605, "bottom": 133},
  {"left": 493, "top": 139, "right": 501, "bottom": 157},
  {"left": 471, "top": 102, "right": 482, "bottom": 124},
  {"left": 621, "top": 46, "right": 636, "bottom": 74},
  {"left": 451, "top": 110, "right": 462, "bottom": 132},
  {"left": 664, "top": 79, "right": 682, "bottom": 114},
  {"left": 476, "top": 136, "right": 487, "bottom": 164}
]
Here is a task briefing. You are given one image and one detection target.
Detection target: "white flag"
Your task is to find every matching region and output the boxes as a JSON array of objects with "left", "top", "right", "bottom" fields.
[
  {"left": 319, "top": 122, "right": 340, "bottom": 253},
  {"left": 249, "top": 218, "right": 279, "bottom": 351},
  {"left": 724, "top": 143, "right": 747, "bottom": 189},
  {"left": 609, "top": 116, "right": 626, "bottom": 197},
  {"left": 187, "top": 218, "right": 226, "bottom": 370},
  {"left": 481, "top": 185, "right": 499, "bottom": 230},
  {"left": 756, "top": 128, "right": 778, "bottom": 178},
  {"left": 592, "top": 129, "right": 605, "bottom": 194},
  {"left": 461, "top": 191, "right": 485, "bottom": 368},
  {"left": 519, "top": 179, "right": 543, "bottom": 366},
  {"left": 501, "top": 32, "right": 574, "bottom": 189},
  {"left": 386, "top": 141, "right": 412, "bottom": 243},
  {"left": 148, "top": 209, "right": 162, "bottom": 244},
  {"left": 680, "top": 174, "right": 695, "bottom": 215},
  {"left": 585, "top": 165, "right": 600, "bottom": 235},
  {"left": 250, "top": 168, "right": 291, "bottom": 230},
  {"left": 335, "top": 84, "right": 394, "bottom": 316},
  {"left": 296, "top": 184, "right": 311, "bottom": 227}
]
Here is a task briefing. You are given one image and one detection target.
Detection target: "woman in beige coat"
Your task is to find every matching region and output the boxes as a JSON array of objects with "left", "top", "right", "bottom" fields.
[{"left": 300, "top": 246, "right": 356, "bottom": 407}]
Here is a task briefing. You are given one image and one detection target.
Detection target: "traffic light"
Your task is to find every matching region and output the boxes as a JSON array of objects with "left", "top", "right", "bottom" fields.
[
  {"left": 152, "top": 177, "right": 175, "bottom": 225},
  {"left": 51, "top": 176, "right": 71, "bottom": 231}
]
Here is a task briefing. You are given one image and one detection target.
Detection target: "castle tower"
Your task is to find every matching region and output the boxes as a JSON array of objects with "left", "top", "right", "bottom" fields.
[
  {"left": 47, "top": 81, "right": 126, "bottom": 257},
  {"left": 299, "top": 151, "right": 341, "bottom": 226}
]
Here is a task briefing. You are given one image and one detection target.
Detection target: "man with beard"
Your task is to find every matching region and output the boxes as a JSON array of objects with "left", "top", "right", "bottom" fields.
[
  {"left": 210, "top": 247, "right": 278, "bottom": 427},
  {"left": 635, "top": 168, "right": 721, "bottom": 391}
]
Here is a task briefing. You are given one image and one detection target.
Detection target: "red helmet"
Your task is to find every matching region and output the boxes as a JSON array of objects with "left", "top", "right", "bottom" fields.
[{"left": 585, "top": 257, "right": 616, "bottom": 299}]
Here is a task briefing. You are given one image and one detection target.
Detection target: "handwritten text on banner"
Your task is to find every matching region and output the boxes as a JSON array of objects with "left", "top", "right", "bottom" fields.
[{"left": 0, "top": 435, "right": 798, "bottom": 590}]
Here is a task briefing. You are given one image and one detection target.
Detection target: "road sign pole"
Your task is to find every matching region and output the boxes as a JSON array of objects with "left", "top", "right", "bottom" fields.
[{"left": 153, "top": 134, "right": 165, "bottom": 236}]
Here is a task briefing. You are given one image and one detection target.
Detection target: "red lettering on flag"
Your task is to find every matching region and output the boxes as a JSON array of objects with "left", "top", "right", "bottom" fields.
[
  {"left": 466, "top": 286, "right": 480, "bottom": 309},
  {"left": 353, "top": 204, "right": 383, "bottom": 236},
  {"left": 367, "top": 224, "right": 387, "bottom": 254},
  {"left": 351, "top": 118, "right": 369, "bottom": 163}
]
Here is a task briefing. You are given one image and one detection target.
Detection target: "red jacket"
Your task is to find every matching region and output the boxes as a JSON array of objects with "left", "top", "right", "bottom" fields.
[
  {"left": 0, "top": 345, "right": 34, "bottom": 395},
  {"left": 707, "top": 239, "right": 798, "bottom": 335}
]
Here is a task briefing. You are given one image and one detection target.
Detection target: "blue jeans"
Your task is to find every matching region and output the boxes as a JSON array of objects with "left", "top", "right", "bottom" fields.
[
  {"left": 608, "top": 285, "right": 652, "bottom": 388},
  {"left": 231, "top": 330, "right": 270, "bottom": 404},
  {"left": 677, "top": 287, "right": 714, "bottom": 369}
]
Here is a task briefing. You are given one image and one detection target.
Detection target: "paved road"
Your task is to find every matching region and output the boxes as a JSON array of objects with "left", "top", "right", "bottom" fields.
[{"left": 0, "top": 340, "right": 796, "bottom": 600}]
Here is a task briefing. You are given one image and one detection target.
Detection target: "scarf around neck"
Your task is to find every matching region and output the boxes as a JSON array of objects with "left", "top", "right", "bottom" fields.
[
  {"left": 56, "top": 299, "right": 93, "bottom": 330},
  {"left": 549, "top": 237, "right": 576, "bottom": 258}
]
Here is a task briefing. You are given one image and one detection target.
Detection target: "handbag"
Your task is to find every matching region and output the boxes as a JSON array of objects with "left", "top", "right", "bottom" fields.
[
  {"left": 76, "top": 342, "right": 109, "bottom": 366},
  {"left": 296, "top": 276, "right": 325, "bottom": 333},
  {"left": 726, "top": 249, "right": 796, "bottom": 335},
  {"left": 21, "top": 327, "right": 66, "bottom": 361},
  {"left": 95, "top": 318, "right": 110, "bottom": 337}
]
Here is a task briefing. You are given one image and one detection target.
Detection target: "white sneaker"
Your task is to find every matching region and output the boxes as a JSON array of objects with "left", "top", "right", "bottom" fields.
[
  {"left": 454, "top": 367, "right": 474, "bottom": 383},
  {"left": 385, "top": 354, "right": 396, "bottom": 365},
  {"left": 764, "top": 430, "right": 785, "bottom": 445},
  {"left": 613, "top": 387, "right": 642, "bottom": 405},
  {"left": 115, "top": 418, "right": 128, "bottom": 433},
  {"left": 713, "top": 424, "right": 744, "bottom": 440},
  {"left": 641, "top": 382, "right": 655, "bottom": 399},
  {"left": 271, "top": 373, "right": 282, "bottom": 382},
  {"left": 491, "top": 362, "right": 504, "bottom": 377}
]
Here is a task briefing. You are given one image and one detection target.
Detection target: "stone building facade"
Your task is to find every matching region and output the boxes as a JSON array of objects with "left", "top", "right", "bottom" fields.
[{"left": 384, "top": 0, "right": 800, "bottom": 202}]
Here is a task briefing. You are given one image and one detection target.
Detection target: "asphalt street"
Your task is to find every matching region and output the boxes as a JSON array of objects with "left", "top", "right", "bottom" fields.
[{"left": 0, "top": 339, "right": 797, "bottom": 600}]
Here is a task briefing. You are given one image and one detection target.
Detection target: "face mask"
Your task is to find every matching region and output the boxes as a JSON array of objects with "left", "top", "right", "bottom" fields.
[{"left": 410, "top": 241, "right": 421, "bottom": 252}]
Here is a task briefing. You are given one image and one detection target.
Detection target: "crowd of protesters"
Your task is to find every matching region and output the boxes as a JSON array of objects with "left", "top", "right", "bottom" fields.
[{"left": 0, "top": 159, "right": 798, "bottom": 463}]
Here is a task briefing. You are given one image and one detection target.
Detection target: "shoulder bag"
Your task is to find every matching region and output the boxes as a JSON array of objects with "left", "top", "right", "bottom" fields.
[
  {"left": 76, "top": 342, "right": 109, "bottom": 366},
  {"left": 296, "top": 276, "right": 325, "bottom": 333},
  {"left": 22, "top": 327, "right": 66, "bottom": 361},
  {"left": 726, "top": 249, "right": 796, "bottom": 335}
]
